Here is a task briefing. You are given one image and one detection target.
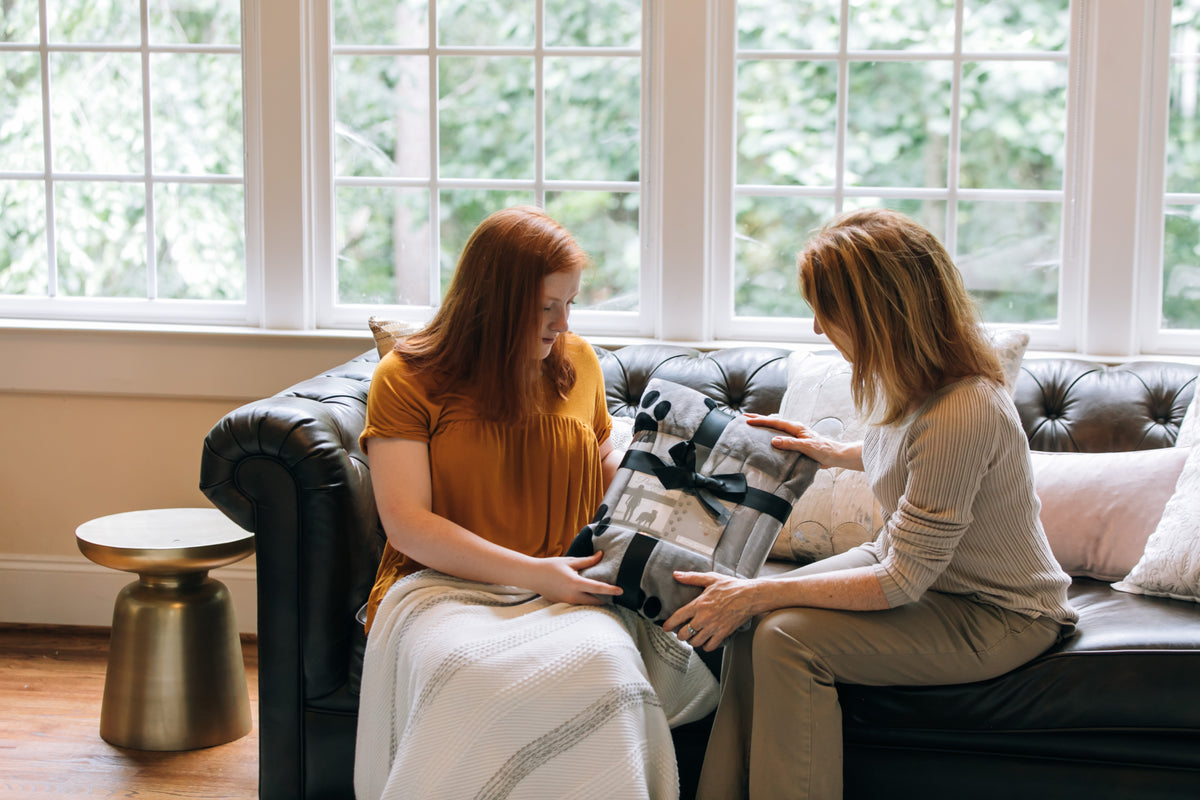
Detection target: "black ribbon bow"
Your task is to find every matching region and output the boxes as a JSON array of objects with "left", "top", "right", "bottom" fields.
[{"left": 651, "top": 440, "right": 747, "bottom": 525}]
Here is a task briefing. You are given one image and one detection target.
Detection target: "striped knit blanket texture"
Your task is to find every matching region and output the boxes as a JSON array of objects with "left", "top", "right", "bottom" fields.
[{"left": 354, "top": 570, "right": 720, "bottom": 800}]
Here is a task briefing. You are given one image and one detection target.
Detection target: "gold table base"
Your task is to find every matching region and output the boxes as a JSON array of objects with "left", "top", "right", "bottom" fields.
[{"left": 76, "top": 508, "right": 254, "bottom": 751}]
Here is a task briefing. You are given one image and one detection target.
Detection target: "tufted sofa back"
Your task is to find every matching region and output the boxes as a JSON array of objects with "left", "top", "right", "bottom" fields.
[
  {"left": 596, "top": 345, "right": 792, "bottom": 418},
  {"left": 594, "top": 346, "right": 1199, "bottom": 452},
  {"left": 1015, "top": 358, "right": 1197, "bottom": 452}
]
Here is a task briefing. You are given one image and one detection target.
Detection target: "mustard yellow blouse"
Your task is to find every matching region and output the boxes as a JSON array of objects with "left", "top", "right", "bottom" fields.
[{"left": 359, "top": 333, "right": 612, "bottom": 630}]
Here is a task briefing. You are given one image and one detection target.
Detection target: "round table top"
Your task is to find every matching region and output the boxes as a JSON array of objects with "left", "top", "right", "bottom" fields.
[{"left": 76, "top": 508, "right": 254, "bottom": 575}]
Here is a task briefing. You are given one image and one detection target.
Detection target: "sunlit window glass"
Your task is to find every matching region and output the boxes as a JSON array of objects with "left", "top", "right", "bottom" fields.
[
  {"left": 0, "top": 0, "right": 245, "bottom": 304},
  {"left": 331, "top": 0, "right": 642, "bottom": 314},
  {"left": 733, "top": 0, "right": 1069, "bottom": 325},
  {"left": 1164, "top": 0, "right": 1200, "bottom": 330}
]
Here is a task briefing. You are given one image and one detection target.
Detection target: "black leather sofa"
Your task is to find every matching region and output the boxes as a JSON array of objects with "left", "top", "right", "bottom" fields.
[{"left": 200, "top": 344, "right": 1200, "bottom": 800}]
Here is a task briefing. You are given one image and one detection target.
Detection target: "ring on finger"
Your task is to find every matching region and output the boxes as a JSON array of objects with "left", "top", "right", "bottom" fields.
[{"left": 687, "top": 625, "right": 698, "bottom": 637}]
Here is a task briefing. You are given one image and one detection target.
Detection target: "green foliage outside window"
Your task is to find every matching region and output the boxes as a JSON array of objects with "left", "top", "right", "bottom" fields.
[
  {"left": 1165, "top": 0, "right": 1200, "bottom": 329},
  {"left": 733, "top": 0, "right": 1070, "bottom": 324},
  {"left": 332, "top": 0, "right": 642, "bottom": 311},
  {"left": 0, "top": 0, "right": 243, "bottom": 302},
  {"left": 5, "top": 0, "right": 1199, "bottom": 334}
]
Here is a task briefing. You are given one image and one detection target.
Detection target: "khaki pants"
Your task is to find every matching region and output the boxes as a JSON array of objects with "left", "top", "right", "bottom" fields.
[{"left": 696, "top": 549, "right": 1063, "bottom": 800}]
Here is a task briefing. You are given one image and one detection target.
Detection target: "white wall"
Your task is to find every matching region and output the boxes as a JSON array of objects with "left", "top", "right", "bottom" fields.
[{"left": 0, "top": 325, "right": 373, "bottom": 634}]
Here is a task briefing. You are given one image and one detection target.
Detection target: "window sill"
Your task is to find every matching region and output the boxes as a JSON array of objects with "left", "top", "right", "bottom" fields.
[{"left": 0, "top": 319, "right": 376, "bottom": 400}]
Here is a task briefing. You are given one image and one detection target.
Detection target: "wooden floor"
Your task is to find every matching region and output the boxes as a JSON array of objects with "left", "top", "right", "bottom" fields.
[{"left": 0, "top": 624, "right": 258, "bottom": 799}]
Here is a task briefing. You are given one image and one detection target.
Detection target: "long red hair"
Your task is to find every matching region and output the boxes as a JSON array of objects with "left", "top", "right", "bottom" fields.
[{"left": 397, "top": 206, "right": 588, "bottom": 421}]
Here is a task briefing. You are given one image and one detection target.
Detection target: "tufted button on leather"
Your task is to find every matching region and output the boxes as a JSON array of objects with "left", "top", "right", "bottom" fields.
[{"left": 1018, "top": 358, "right": 1200, "bottom": 452}]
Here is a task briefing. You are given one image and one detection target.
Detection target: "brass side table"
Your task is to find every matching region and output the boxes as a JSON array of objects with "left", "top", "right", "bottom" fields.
[{"left": 75, "top": 507, "right": 255, "bottom": 751}]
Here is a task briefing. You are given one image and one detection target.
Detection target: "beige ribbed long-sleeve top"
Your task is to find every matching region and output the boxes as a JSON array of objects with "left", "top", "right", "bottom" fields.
[{"left": 862, "top": 376, "right": 1078, "bottom": 626}]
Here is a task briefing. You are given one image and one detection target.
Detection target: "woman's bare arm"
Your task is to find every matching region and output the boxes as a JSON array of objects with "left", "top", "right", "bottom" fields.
[{"left": 598, "top": 435, "right": 622, "bottom": 491}]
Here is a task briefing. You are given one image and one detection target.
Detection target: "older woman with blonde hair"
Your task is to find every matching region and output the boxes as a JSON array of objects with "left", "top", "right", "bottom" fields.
[{"left": 665, "top": 208, "right": 1078, "bottom": 800}]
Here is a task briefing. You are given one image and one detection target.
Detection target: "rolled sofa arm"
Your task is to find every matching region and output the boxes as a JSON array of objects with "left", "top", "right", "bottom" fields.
[{"left": 199, "top": 351, "right": 384, "bottom": 795}]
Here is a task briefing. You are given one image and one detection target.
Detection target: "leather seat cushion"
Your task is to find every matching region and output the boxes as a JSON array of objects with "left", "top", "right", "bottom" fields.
[{"left": 839, "top": 579, "right": 1200, "bottom": 736}]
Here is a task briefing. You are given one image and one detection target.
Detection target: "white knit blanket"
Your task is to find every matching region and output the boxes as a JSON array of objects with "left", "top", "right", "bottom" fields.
[{"left": 354, "top": 570, "right": 720, "bottom": 800}]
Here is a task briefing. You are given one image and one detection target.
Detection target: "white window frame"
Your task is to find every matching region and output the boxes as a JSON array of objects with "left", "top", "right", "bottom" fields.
[
  {"left": 0, "top": 0, "right": 255, "bottom": 326},
  {"left": 306, "top": 0, "right": 654, "bottom": 338},
  {"left": 1138, "top": 0, "right": 1200, "bottom": 356},
  {"left": 4, "top": 0, "right": 1200, "bottom": 367},
  {"left": 692, "top": 0, "right": 1195, "bottom": 359},
  {"left": 706, "top": 0, "right": 1075, "bottom": 349}
]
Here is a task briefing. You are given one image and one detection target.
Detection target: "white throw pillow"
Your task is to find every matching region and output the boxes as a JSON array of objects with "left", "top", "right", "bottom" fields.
[
  {"left": 769, "top": 349, "right": 880, "bottom": 562},
  {"left": 769, "top": 329, "right": 1030, "bottom": 563},
  {"left": 1032, "top": 448, "right": 1187, "bottom": 581},
  {"left": 1113, "top": 441, "right": 1200, "bottom": 603},
  {"left": 368, "top": 316, "right": 423, "bottom": 359}
]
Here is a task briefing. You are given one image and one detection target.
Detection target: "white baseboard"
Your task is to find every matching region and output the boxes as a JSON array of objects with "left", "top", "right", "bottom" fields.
[{"left": 0, "top": 554, "right": 258, "bottom": 634}]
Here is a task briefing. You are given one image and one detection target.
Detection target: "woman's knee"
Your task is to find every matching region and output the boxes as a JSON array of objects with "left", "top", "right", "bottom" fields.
[{"left": 744, "top": 609, "right": 849, "bottom": 686}]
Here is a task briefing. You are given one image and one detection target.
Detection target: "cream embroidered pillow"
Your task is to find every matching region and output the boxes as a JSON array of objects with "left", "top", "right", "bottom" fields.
[
  {"left": 1176, "top": 383, "right": 1200, "bottom": 448},
  {"left": 770, "top": 329, "right": 1029, "bottom": 563},
  {"left": 1113, "top": 442, "right": 1200, "bottom": 603}
]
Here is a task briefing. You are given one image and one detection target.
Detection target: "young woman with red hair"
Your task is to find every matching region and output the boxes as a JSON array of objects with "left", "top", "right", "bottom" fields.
[{"left": 354, "top": 206, "right": 716, "bottom": 800}]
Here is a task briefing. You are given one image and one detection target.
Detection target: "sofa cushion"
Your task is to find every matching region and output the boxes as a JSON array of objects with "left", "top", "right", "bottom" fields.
[
  {"left": 1032, "top": 447, "right": 1188, "bottom": 581},
  {"left": 837, "top": 578, "right": 1200, "bottom": 738}
]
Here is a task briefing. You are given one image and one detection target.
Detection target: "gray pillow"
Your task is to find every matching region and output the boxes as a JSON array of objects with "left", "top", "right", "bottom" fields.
[{"left": 567, "top": 378, "right": 819, "bottom": 624}]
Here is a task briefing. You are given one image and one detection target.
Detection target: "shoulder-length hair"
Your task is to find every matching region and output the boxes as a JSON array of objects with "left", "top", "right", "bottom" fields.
[
  {"left": 397, "top": 206, "right": 588, "bottom": 422},
  {"left": 798, "top": 208, "right": 1003, "bottom": 425}
]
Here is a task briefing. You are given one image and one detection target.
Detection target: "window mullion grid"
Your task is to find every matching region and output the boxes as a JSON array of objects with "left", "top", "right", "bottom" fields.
[
  {"left": 141, "top": 0, "right": 157, "bottom": 300},
  {"left": 535, "top": 0, "right": 545, "bottom": 208},
  {"left": 708, "top": 0, "right": 734, "bottom": 340},
  {"left": 1139, "top": 0, "right": 1175, "bottom": 353},
  {"left": 427, "top": 0, "right": 441, "bottom": 307},
  {"left": 38, "top": 0, "right": 57, "bottom": 298},
  {"left": 1057, "top": 0, "right": 1092, "bottom": 353},
  {"left": 945, "top": 0, "right": 964, "bottom": 257},
  {"left": 834, "top": 0, "right": 849, "bottom": 212},
  {"left": 240, "top": 0, "right": 264, "bottom": 327},
  {"left": 639, "top": 0, "right": 659, "bottom": 339}
]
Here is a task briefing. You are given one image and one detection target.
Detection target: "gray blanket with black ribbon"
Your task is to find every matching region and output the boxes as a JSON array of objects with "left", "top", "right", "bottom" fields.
[{"left": 568, "top": 378, "right": 820, "bottom": 624}]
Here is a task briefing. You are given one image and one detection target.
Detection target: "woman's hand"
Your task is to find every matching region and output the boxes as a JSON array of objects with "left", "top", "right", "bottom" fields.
[
  {"left": 663, "top": 572, "right": 766, "bottom": 651},
  {"left": 745, "top": 413, "right": 864, "bottom": 471},
  {"left": 527, "top": 551, "right": 623, "bottom": 606}
]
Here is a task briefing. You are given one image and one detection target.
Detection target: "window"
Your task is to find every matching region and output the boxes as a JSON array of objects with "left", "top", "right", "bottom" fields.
[
  {"left": 2, "top": 1, "right": 1198, "bottom": 361},
  {"left": 716, "top": 0, "right": 1071, "bottom": 340},
  {"left": 324, "top": 0, "right": 645, "bottom": 334},
  {"left": 1163, "top": 0, "right": 1200, "bottom": 331},
  {"left": 0, "top": 0, "right": 245, "bottom": 324}
]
